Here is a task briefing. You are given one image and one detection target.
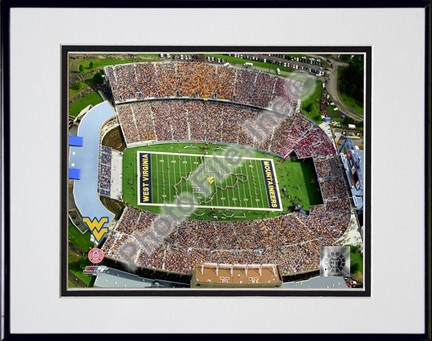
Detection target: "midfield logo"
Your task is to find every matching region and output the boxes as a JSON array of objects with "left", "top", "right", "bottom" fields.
[{"left": 83, "top": 217, "right": 109, "bottom": 242}]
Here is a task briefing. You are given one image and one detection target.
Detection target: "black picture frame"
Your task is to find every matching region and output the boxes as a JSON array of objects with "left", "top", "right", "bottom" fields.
[
  {"left": 60, "top": 44, "right": 372, "bottom": 298},
  {"left": 1, "top": 0, "right": 430, "bottom": 339}
]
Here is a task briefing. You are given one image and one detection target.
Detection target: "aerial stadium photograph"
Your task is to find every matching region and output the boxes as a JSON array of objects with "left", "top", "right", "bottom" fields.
[{"left": 63, "top": 48, "right": 369, "bottom": 294}]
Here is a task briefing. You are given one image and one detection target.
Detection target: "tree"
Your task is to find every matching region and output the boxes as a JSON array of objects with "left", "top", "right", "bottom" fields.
[
  {"left": 304, "top": 103, "right": 313, "bottom": 113},
  {"left": 92, "top": 71, "right": 104, "bottom": 85},
  {"left": 338, "top": 55, "right": 364, "bottom": 105},
  {"left": 339, "top": 54, "right": 351, "bottom": 62},
  {"left": 89, "top": 61, "right": 94, "bottom": 68},
  {"left": 79, "top": 64, "right": 84, "bottom": 72},
  {"left": 71, "top": 82, "right": 81, "bottom": 91},
  {"left": 343, "top": 116, "right": 355, "bottom": 126}
]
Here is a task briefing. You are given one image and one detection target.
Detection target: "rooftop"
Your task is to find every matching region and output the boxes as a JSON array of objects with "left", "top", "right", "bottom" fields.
[{"left": 193, "top": 263, "right": 281, "bottom": 287}]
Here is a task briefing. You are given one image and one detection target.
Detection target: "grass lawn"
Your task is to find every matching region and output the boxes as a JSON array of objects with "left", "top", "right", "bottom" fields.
[
  {"left": 68, "top": 221, "right": 94, "bottom": 287},
  {"left": 350, "top": 245, "right": 363, "bottom": 281},
  {"left": 326, "top": 105, "right": 346, "bottom": 123},
  {"left": 338, "top": 92, "right": 364, "bottom": 116},
  {"left": 68, "top": 221, "right": 93, "bottom": 252},
  {"left": 69, "top": 91, "right": 103, "bottom": 117},
  {"left": 76, "top": 57, "right": 160, "bottom": 74},
  {"left": 69, "top": 81, "right": 90, "bottom": 99},
  {"left": 135, "top": 53, "right": 160, "bottom": 58},
  {"left": 300, "top": 80, "right": 323, "bottom": 124},
  {"left": 275, "top": 157, "right": 323, "bottom": 211},
  {"left": 76, "top": 58, "right": 134, "bottom": 74},
  {"left": 121, "top": 142, "right": 322, "bottom": 221},
  {"left": 69, "top": 251, "right": 94, "bottom": 286},
  {"left": 326, "top": 105, "right": 364, "bottom": 131},
  {"left": 68, "top": 280, "right": 79, "bottom": 288}
]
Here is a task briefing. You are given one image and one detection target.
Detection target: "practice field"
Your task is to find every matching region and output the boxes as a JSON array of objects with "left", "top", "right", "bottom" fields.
[{"left": 135, "top": 150, "right": 282, "bottom": 211}]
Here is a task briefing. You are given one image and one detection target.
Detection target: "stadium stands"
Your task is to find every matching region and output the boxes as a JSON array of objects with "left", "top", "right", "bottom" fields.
[
  {"left": 99, "top": 61, "right": 352, "bottom": 277},
  {"left": 115, "top": 99, "right": 336, "bottom": 161},
  {"left": 98, "top": 145, "right": 112, "bottom": 197},
  {"left": 106, "top": 61, "right": 338, "bottom": 161},
  {"left": 104, "top": 62, "right": 300, "bottom": 112},
  {"left": 102, "top": 191, "right": 351, "bottom": 276}
]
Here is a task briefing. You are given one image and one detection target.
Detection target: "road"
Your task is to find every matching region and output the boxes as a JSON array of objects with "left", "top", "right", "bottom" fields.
[{"left": 325, "top": 57, "right": 364, "bottom": 122}]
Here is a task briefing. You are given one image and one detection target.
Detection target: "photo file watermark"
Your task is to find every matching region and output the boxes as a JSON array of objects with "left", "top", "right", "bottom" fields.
[
  {"left": 320, "top": 246, "right": 350, "bottom": 277},
  {"left": 116, "top": 72, "right": 315, "bottom": 271}
]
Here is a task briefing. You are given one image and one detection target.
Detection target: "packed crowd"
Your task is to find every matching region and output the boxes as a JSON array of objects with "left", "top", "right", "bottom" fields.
[
  {"left": 319, "top": 176, "right": 348, "bottom": 200},
  {"left": 101, "top": 60, "right": 353, "bottom": 275},
  {"left": 101, "top": 189, "right": 351, "bottom": 275},
  {"left": 292, "top": 125, "right": 336, "bottom": 159},
  {"left": 109, "top": 61, "right": 337, "bottom": 160},
  {"left": 105, "top": 61, "right": 299, "bottom": 112},
  {"left": 116, "top": 99, "right": 336, "bottom": 162},
  {"left": 314, "top": 156, "right": 341, "bottom": 179},
  {"left": 98, "top": 145, "right": 112, "bottom": 197},
  {"left": 314, "top": 156, "right": 349, "bottom": 200},
  {"left": 271, "top": 114, "right": 313, "bottom": 157}
]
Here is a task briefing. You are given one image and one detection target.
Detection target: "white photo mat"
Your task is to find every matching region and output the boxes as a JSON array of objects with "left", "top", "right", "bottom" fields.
[{"left": 9, "top": 7, "right": 425, "bottom": 333}]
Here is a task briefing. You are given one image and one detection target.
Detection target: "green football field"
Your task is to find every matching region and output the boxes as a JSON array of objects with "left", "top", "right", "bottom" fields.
[
  {"left": 136, "top": 150, "right": 281, "bottom": 211},
  {"left": 122, "top": 142, "right": 322, "bottom": 220}
]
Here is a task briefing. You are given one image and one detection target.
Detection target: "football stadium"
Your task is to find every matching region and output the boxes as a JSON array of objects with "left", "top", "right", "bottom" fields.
[{"left": 68, "top": 56, "right": 359, "bottom": 288}]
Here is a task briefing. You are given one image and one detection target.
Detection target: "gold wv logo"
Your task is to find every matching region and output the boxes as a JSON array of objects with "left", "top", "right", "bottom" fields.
[{"left": 83, "top": 217, "right": 109, "bottom": 242}]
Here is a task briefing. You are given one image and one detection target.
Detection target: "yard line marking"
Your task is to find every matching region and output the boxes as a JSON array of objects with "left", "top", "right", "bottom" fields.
[
  {"left": 183, "top": 155, "right": 188, "bottom": 198},
  {"left": 165, "top": 154, "right": 171, "bottom": 201},
  {"left": 240, "top": 161, "right": 249, "bottom": 208},
  {"left": 246, "top": 162, "right": 257, "bottom": 209}
]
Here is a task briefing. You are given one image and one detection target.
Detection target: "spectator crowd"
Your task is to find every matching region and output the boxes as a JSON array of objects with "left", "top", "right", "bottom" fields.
[
  {"left": 116, "top": 99, "right": 335, "bottom": 160},
  {"left": 98, "top": 145, "right": 112, "bottom": 197},
  {"left": 105, "top": 61, "right": 299, "bottom": 112},
  {"left": 99, "top": 61, "right": 352, "bottom": 277},
  {"left": 102, "top": 186, "right": 351, "bottom": 276}
]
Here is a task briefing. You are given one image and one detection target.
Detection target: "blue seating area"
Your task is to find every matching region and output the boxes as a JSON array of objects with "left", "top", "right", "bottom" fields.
[
  {"left": 68, "top": 168, "right": 81, "bottom": 180},
  {"left": 69, "top": 135, "right": 84, "bottom": 147}
]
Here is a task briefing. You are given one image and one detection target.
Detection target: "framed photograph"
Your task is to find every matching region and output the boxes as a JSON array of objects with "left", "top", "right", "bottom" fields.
[
  {"left": 1, "top": 0, "right": 430, "bottom": 338},
  {"left": 61, "top": 46, "right": 370, "bottom": 297}
]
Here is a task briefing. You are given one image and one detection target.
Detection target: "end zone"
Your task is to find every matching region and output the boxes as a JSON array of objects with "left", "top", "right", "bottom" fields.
[
  {"left": 138, "top": 152, "right": 152, "bottom": 204},
  {"left": 261, "top": 160, "right": 282, "bottom": 210}
]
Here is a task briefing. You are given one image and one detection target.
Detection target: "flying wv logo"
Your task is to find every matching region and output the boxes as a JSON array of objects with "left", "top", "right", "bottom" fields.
[{"left": 83, "top": 217, "right": 109, "bottom": 243}]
